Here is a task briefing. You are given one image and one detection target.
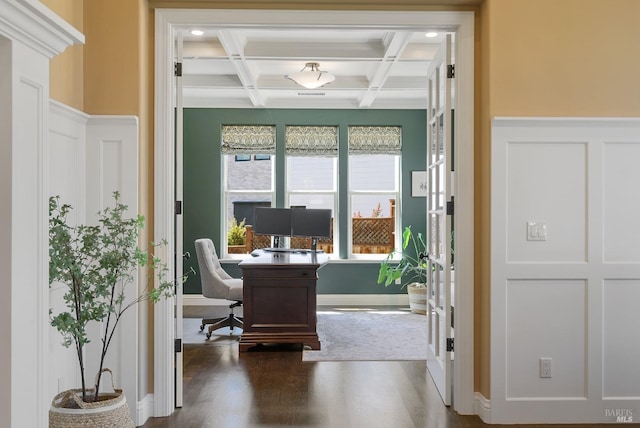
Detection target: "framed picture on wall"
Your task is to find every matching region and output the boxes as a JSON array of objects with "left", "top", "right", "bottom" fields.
[{"left": 412, "top": 171, "right": 428, "bottom": 197}]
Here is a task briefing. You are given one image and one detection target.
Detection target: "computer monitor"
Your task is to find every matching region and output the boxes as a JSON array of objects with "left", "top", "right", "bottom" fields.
[
  {"left": 253, "top": 207, "right": 292, "bottom": 248},
  {"left": 291, "top": 208, "right": 332, "bottom": 252}
]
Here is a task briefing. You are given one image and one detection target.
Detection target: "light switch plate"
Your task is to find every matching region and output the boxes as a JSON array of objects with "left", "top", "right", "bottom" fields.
[{"left": 527, "top": 222, "right": 547, "bottom": 241}]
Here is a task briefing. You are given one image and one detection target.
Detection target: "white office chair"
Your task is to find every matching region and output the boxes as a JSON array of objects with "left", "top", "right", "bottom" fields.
[{"left": 194, "top": 238, "right": 243, "bottom": 338}]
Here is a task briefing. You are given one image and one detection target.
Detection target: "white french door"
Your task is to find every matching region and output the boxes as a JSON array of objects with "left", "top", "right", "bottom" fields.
[
  {"left": 174, "top": 31, "right": 185, "bottom": 408},
  {"left": 426, "top": 34, "right": 454, "bottom": 406}
]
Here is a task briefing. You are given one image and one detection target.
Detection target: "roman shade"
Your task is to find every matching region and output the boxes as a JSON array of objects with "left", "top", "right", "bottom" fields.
[
  {"left": 221, "top": 125, "right": 276, "bottom": 154},
  {"left": 285, "top": 125, "right": 338, "bottom": 157},
  {"left": 348, "top": 126, "right": 402, "bottom": 155}
]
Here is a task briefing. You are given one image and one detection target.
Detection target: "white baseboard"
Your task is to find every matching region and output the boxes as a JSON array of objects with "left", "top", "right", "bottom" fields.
[
  {"left": 183, "top": 293, "right": 409, "bottom": 307},
  {"left": 137, "top": 393, "right": 154, "bottom": 427},
  {"left": 474, "top": 392, "right": 491, "bottom": 424}
]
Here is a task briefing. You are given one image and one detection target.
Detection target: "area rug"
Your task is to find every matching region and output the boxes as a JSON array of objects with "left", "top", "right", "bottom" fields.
[{"left": 302, "top": 310, "right": 427, "bottom": 361}]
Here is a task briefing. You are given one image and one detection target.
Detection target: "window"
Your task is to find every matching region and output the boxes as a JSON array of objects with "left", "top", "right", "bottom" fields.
[
  {"left": 222, "top": 125, "right": 275, "bottom": 256},
  {"left": 286, "top": 126, "right": 338, "bottom": 254},
  {"left": 348, "top": 126, "right": 401, "bottom": 257},
  {"left": 220, "top": 124, "right": 401, "bottom": 258}
]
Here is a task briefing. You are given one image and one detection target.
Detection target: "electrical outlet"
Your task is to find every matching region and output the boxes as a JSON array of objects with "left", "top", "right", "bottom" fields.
[{"left": 539, "top": 357, "right": 552, "bottom": 378}]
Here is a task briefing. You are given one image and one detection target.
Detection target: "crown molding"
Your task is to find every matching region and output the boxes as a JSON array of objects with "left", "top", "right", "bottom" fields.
[{"left": 0, "top": 0, "right": 83, "bottom": 58}]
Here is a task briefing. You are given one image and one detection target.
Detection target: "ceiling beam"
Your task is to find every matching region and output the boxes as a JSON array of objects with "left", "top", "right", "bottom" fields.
[
  {"left": 359, "top": 31, "right": 413, "bottom": 108},
  {"left": 217, "top": 30, "right": 264, "bottom": 107}
]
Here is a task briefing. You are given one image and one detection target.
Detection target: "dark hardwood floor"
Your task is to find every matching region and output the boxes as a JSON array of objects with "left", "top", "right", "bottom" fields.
[
  {"left": 142, "top": 310, "right": 624, "bottom": 428},
  {"left": 141, "top": 341, "right": 482, "bottom": 428}
]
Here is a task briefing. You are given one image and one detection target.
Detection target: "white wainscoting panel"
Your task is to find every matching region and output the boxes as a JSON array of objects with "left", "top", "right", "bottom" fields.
[
  {"left": 603, "top": 142, "right": 640, "bottom": 263},
  {"left": 8, "top": 43, "right": 49, "bottom": 428},
  {"left": 85, "top": 116, "right": 140, "bottom": 424},
  {"left": 506, "top": 279, "right": 586, "bottom": 399},
  {"left": 603, "top": 279, "right": 640, "bottom": 398},
  {"left": 48, "top": 101, "right": 89, "bottom": 402},
  {"left": 506, "top": 142, "right": 587, "bottom": 263},
  {"left": 48, "top": 108, "right": 142, "bottom": 424},
  {"left": 492, "top": 117, "right": 640, "bottom": 424}
]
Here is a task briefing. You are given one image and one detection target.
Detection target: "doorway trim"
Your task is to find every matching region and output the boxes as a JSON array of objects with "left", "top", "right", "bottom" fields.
[{"left": 154, "top": 8, "right": 474, "bottom": 417}]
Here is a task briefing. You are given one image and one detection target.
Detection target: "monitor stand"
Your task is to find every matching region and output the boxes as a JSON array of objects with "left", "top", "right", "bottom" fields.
[
  {"left": 273, "top": 235, "right": 281, "bottom": 248},
  {"left": 310, "top": 237, "right": 318, "bottom": 252}
]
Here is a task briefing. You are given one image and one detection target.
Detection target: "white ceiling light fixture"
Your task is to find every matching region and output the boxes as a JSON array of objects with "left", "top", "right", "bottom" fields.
[
  {"left": 190, "top": 29, "right": 204, "bottom": 36},
  {"left": 286, "top": 62, "right": 335, "bottom": 89},
  {"left": 425, "top": 32, "right": 438, "bottom": 38}
]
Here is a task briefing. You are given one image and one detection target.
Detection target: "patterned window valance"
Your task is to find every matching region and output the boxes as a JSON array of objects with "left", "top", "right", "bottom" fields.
[
  {"left": 348, "top": 126, "right": 402, "bottom": 155},
  {"left": 221, "top": 125, "right": 276, "bottom": 154},
  {"left": 285, "top": 126, "right": 338, "bottom": 157}
]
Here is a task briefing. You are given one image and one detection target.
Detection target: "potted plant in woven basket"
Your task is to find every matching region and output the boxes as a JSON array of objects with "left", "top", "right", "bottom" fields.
[
  {"left": 48, "top": 192, "right": 184, "bottom": 427},
  {"left": 377, "top": 225, "right": 428, "bottom": 314}
]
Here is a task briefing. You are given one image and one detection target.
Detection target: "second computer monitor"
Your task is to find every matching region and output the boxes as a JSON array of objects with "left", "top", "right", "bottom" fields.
[{"left": 291, "top": 208, "right": 332, "bottom": 251}]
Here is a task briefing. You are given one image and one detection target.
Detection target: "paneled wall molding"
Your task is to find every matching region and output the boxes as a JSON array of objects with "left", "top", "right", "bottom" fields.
[
  {"left": 85, "top": 114, "right": 140, "bottom": 424},
  {"left": 48, "top": 100, "right": 88, "bottom": 416},
  {"left": 0, "top": 0, "right": 84, "bottom": 58},
  {"left": 49, "top": 104, "right": 142, "bottom": 425},
  {"left": 88, "top": 115, "right": 139, "bottom": 127},
  {"left": 491, "top": 116, "right": 640, "bottom": 424},
  {"left": 50, "top": 99, "right": 89, "bottom": 125}
]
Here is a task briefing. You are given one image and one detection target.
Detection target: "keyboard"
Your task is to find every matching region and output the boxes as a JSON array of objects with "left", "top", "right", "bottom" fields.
[{"left": 261, "top": 248, "right": 323, "bottom": 254}]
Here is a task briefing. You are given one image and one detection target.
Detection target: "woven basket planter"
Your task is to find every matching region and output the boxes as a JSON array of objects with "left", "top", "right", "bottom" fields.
[
  {"left": 49, "top": 369, "right": 134, "bottom": 428},
  {"left": 407, "top": 283, "right": 427, "bottom": 315}
]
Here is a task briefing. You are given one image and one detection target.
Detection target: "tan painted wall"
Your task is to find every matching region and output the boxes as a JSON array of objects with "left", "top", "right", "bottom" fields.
[
  {"left": 45, "top": 0, "right": 640, "bottom": 405},
  {"left": 488, "top": 0, "right": 640, "bottom": 117},
  {"left": 84, "top": 1, "right": 140, "bottom": 115},
  {"left": 42, "top": 0, "right": 84, "bottom": 110}
]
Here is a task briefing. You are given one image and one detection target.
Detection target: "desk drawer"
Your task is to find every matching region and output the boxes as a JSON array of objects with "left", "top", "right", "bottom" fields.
[{"left": 242, "top": 267, "right": 317, "bottom": 279}]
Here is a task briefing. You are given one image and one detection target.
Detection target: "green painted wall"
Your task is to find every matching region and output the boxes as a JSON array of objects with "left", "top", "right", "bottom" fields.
[{"left": 183, "top": 108, "right": 426, "bottom": 295}]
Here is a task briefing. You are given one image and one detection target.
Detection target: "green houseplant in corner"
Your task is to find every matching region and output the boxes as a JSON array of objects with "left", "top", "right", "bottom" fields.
[
  {"left": 377, "top": 225, "right": 428, "bottom": 314},
  {"left": 48, "top": 191, "right": 180, "bottom": 427}
]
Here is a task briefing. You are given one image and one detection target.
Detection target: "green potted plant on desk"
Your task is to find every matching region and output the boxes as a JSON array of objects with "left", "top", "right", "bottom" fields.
[
  {"left": 377, "top": 225, "right": 428, "bottom": 314},
  {"left": 48, "top": 191, "right": 185, "bottom": 427}
]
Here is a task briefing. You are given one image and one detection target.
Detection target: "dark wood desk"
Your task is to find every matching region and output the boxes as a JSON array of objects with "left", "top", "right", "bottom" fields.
[{"left": 238, "top": 251, "right": 329, "bottom": 352}]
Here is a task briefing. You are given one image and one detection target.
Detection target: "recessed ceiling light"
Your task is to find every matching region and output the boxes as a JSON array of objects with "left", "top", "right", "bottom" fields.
[
  {"left": 190, "top": 29, "right": 204, "bottom": 36},
  {"left": 425, "top": 32, "right": 438, "bottom": 38}
]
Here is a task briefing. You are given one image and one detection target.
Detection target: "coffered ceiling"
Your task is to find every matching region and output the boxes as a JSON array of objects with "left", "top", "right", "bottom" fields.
[{"left": 178, "top": 27, "right": 451, "bottom": 109}]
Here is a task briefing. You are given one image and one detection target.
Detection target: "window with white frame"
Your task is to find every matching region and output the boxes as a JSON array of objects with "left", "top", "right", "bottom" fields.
[
  {"left": 348, "top": 126, "right": 401, "bottom": 257},
  {"left": 285, "top": 125, "right": 338, "bottom": 254},
  {"left": 222, "top": 125, "right": 275, "bottom": 256}
]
